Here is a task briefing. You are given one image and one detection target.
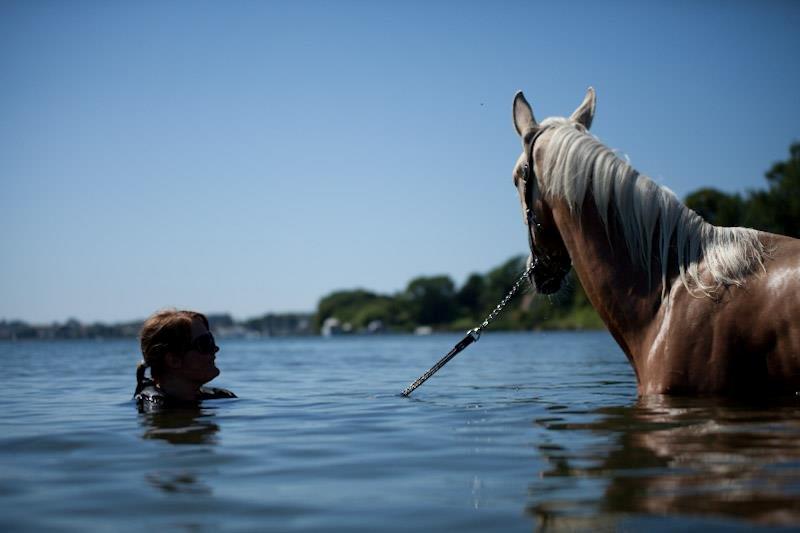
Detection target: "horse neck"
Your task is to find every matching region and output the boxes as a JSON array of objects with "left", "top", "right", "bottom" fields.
[{"left": 551, "top": 195, "right": 663, "bottom": 360}]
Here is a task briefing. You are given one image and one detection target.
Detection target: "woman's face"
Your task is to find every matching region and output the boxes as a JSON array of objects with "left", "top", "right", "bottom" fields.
[{"left": 177, "top": 317, "right": 220, "bottom": 385}]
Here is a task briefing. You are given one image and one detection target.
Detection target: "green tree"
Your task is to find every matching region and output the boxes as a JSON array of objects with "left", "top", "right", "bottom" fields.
[
  {"left": 315, "top": 289, "right": 382, "bottom": 330},
  {"left": 456, "top": 273, "right": 484, "bottom": 319},
  {"left": 403, "top": 275, "right": 458, "bottom": 326},
  {"left": 684, "top": 188, "right": 744, "bottom": 227},
  {"left": 746, "top": 142, "right": 800, "bottom": 237},
  {"left": 684, "top": 142, "right": 800, "bottom": 238},
  {"left": 351, "top": 297, "right": 415, "bottom": 331}
]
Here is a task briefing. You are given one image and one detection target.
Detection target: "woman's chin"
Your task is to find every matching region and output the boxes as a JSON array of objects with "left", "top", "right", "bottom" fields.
[{"left": 197, "top": 367, "right": 220, "bottom": 385}]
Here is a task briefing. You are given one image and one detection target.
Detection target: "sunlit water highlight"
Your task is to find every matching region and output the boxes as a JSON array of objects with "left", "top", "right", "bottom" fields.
[{"left": 1, "top": 332, "right": 799, "bottom": 531}]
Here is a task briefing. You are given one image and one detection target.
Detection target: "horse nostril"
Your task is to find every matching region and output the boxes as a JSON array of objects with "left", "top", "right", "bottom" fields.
[{"left": 538, "top": 278, "right": 561, "bottom": 295}]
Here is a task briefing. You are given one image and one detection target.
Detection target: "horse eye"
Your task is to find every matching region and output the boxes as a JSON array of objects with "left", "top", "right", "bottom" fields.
[{"left": 522, "top": 164, "right": 529, "bottom": 178}]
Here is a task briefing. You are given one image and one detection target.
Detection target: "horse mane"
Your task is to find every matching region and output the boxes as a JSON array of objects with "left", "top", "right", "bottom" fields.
[{"left": 537, "top": 118, "right": 766, "bottom": 298}]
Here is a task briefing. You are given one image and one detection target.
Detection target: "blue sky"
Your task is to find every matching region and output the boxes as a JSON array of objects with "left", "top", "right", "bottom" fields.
[{"left": 2, "top": 1, "right": 798, "bottom": 323}]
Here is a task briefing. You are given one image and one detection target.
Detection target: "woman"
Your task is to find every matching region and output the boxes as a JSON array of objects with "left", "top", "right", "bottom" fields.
[{"left": 135, "top": 309, "right": 236, "bottom": 409}]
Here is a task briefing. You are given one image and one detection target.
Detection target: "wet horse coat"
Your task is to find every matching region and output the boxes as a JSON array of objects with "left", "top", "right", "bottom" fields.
[{"left": 511, "top": 89, "right": 800, "bottom": 395}]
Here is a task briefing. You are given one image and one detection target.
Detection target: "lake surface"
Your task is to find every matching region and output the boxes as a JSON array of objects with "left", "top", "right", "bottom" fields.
[{"left": 1, "top": 332, "right": 799, "bottom": 531}]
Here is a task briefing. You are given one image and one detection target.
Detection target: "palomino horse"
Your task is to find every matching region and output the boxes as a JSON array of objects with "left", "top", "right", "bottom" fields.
[{"left": 511, "top": 88, "right": 800, "bottom": 395}]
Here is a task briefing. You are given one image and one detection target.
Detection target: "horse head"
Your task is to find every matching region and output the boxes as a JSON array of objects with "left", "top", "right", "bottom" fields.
[{"left": 510, "top": 88, "right": 596, "bottom": 294}]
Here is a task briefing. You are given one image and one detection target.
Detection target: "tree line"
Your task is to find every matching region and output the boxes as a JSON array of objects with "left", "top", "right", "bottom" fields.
[
  {"left": 315, "top": 256, "right": 604, "bottom": 333},
  {"left": 316, "top": 142, "right": 800, "bottom": 333},
  {"left": 685, "top": 142, "right": 799, "bottom": 236}
]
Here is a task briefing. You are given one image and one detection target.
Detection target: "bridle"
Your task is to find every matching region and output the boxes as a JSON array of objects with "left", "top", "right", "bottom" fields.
[
  {"left": 519, "top": 126, "right": 573, "bottom": 290},
  {"left": 521, "top": 126, "right": 550, "bottom": 263}
]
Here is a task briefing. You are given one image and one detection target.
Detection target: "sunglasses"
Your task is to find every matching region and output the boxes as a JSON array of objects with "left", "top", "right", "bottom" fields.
[{"left": 188, "top": 332, "right": 219, "bottom": 355}]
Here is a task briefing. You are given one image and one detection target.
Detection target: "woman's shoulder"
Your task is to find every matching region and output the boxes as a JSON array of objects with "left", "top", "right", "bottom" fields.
[
  {"left": 134, "top": 380, "right": 237, "bottom": 410},
  {"left": 198, "top": 386, "right": 237, "bottom": 400}
]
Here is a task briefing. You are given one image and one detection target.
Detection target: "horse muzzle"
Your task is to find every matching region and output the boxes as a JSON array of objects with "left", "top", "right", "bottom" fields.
[{"left": 528, "top": 255, "right": 571, "bottom": 295}]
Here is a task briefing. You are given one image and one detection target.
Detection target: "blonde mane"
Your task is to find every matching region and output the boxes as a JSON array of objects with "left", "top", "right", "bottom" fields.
[{"left": 537, "top": 119, "right": 766, "bottom": 297}]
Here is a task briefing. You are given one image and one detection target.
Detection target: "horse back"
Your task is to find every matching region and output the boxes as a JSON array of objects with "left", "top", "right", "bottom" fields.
[
  {"left": 704, "top": 233, "right": 799, "bottom": 393},
  {"left": 752, "top": 234, "right": 800, "bottom": 388},
  {"left": 641, "top": 233, "right": 800, "bottom": 395}
]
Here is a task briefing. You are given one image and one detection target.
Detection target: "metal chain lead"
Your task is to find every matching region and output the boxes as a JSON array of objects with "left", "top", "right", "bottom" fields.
[
  {"left": 473, "top": 264, "right": 533, "bottom": 336},
  {"left": 401, "top": 264, "right": 533, "bottom": 396}
]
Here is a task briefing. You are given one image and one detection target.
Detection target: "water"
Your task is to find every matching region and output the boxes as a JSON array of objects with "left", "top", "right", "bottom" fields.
[{"left": 1, "top": 332, "right": 799, "bottom": 531}]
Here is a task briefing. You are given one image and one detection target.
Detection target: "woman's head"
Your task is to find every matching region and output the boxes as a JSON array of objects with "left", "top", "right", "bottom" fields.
[{"left": 137, "top": 309, "right": 220, "bottom": 391}]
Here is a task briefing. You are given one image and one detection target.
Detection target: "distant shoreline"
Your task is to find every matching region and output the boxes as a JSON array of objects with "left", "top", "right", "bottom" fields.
[{"left": 0, "top": 317, "right": 605, "bottom": 341}]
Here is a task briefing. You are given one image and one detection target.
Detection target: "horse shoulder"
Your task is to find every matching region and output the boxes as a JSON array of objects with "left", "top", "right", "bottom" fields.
[{"left": 637, "top": 280, "right": 717, "bottom": 394}]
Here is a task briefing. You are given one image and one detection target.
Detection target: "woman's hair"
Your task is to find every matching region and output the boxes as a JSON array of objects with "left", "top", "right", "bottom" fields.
[{"left": 136, "top": 309, "right": 211, "bottom": 392}]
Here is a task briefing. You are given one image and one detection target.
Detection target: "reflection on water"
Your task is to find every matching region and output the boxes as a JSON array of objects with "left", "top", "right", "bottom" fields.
[
  {"left": 529, "top": 395, "right": 800, "bottom": 529},
  {"left": 139, "top": 407, "right": 220, "bottom": 446},
  {"left": 138, "top": 407, "right": 219, "bottom": 495},
  {"left": 144, "top": 470, "right": 212, "bottom": 495}
]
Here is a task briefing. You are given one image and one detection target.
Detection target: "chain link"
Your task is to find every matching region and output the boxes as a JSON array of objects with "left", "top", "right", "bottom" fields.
[
  {"left": 470, "top": 264, "right": 533, "bottom": 338},
  {"left": 401, "top": 264, "right": 533, "bottom": 396}
]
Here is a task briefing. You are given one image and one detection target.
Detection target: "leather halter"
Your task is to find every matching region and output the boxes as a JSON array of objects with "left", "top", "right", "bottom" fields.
[{"left": 521, "top": 126, "right": 550, "bottom": 262}]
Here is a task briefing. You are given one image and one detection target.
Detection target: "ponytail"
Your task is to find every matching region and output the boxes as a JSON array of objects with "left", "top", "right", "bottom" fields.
[{"left": 134, "top": 360, "right": 149, "bottom": 395}]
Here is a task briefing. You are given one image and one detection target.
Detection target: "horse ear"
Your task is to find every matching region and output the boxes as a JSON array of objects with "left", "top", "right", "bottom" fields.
[
  {"left": 570, "top": 87, "right": 596, "bottom": 129},
  {"left": 513, "top": 91, "right": 538, "bottom": 137}
]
